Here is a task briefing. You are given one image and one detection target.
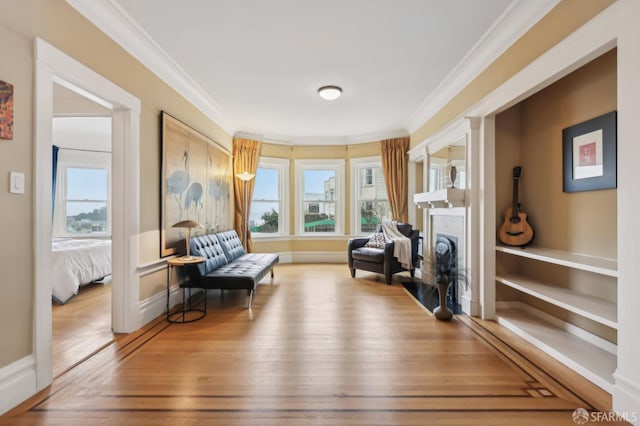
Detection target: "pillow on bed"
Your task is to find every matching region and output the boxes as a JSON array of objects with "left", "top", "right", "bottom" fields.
[{"left": 365, "top": 232, "right": 386, "bottom": 248}]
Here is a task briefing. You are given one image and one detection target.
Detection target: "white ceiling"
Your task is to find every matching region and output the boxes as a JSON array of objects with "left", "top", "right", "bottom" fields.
[{"left": 69, "top": 0, "right": 558, "bottom": 144}]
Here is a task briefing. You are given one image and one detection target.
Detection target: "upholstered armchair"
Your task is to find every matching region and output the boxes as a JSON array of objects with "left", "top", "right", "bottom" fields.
[{"left": 348, "top": 223, "right": 420, "bottom": 284}]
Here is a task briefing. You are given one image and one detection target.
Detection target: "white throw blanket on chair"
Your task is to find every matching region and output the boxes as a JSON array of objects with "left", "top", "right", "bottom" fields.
[{"left": 381, "top": 221, "right": 412, "bottom": 270}]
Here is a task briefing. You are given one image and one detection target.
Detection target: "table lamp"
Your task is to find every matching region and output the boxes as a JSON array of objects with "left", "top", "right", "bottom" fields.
[{"left": 172, "top": 220, "right": 202, "bottom": 260}]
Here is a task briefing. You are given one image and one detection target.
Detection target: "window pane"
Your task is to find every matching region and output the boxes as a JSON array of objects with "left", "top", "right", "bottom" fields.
[
  {"left": 250, "top": 201, "right": 279, "bottom": 233},
  {"left": 66, "top": 202, "right": 107, "bottom": 233},
  {"left": 303, "top": 170, "right": 335, "bottom": 200},
  {"left": 67, "top": 168, "right": 107, "bottom": 200},
  {"left": 359, "top": 166, "right": 386, "bottom": 200},
  {"left": 253, "top": 168, "right": 279, "bottom": 200},
  {"left": 360, "top": 200, "right": 391, "bottom": 233},
  {"left": 362, "top": 168, "right": 373, "bottom": 185},
  {"left": 304, "top": 202, "right": 335, "bottom": 232}
]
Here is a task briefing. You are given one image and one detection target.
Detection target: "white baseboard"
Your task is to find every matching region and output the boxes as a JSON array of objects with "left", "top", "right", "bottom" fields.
[
  {"left": 139, "top": 287, "right": 169, "bottom": 326},
  {"left": 138, "top": 285, "right": 202, "bottom": 326},
  {"left": 461, "top": 294, "right": 480, "bottom": 316},
  {"left": 613, "top": 373, "right": 640, "bottom": 424},
  {"left": 0, "top": 355, "right": 36, "bottom": 415},
  {"left": 277, "top": 251, "right": 347, "bottom": 264}
]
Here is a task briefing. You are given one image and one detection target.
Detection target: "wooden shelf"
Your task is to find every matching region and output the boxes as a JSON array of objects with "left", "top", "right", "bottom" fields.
[
  {"left": 413, "top": 188, "right": 465, "bottom": 208},
  {"left": 496, "top": 245, "right": 617, "bottom": 277},
  {"left": 495, "top": 305, "right": 616, "bottom": 393},
  {"left": 496, "top": 273, "right": 617, "bottom": 329}
]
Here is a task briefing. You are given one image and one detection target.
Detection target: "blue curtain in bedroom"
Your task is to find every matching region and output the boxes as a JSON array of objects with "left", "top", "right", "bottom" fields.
[{"left": 52, "top": 145, "right": 59, "bottom": 220}]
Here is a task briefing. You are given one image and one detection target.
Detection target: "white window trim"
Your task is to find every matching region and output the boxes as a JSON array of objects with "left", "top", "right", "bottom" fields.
[
  {"left": 350, "top": 156, "right": 387, "bottom": 235},
  {"left": 295, "top": 159, "right": 345, "bottom": 236},
  {"left": 251, "top": 156, "right": 289, "bottom": 238},
  {"left": 53, "top": 149, "right": 111, "bottom": 238}
]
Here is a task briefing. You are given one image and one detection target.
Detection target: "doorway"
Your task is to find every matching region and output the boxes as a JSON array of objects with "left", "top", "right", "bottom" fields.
[
  {"left": 51, "top": 103, "right": 114, "bottom": 376},
  {"left": 34, "top": 38, "right": 141, "bottom": 391}
]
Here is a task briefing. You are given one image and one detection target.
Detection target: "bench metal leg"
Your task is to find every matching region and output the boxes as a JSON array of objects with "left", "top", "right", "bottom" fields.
[{"left": 246, "top": 289, "right": 254, "bottom": 309}]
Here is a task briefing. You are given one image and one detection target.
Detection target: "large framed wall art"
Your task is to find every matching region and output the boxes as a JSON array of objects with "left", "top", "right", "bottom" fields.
[{"left": 160, "top": 111, "right": 232, "bottom": 257}]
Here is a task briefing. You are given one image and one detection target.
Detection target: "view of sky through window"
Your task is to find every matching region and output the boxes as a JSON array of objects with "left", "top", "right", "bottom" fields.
[{"left": 66, "top": 168, "right": 107, "bottom": 215}]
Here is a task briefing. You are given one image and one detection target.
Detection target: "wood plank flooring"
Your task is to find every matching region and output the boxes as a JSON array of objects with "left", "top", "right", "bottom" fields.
[
  {"left": 52, "top": 280, "right": 114, "bottom": 378},
  {"left": 2, "top": 264, "right": 622, "bottom": 425}
]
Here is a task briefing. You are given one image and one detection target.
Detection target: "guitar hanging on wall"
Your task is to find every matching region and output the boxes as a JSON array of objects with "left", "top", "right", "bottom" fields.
[{"left": 498, "top": 166, "right": 534, "bottom": 247}]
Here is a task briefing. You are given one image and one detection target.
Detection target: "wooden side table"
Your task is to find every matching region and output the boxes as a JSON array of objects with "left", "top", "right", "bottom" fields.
[{"left": 166, "top": 256, "right": 206, "bottom": 323}]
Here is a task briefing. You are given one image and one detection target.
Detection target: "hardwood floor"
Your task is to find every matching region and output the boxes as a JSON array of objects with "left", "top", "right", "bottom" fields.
[
  {"left": 3, "top": 264, "right": 623, "bottom": 425},
  {"left": 52, "top": 280, "right": 114, "bottom": 378}
]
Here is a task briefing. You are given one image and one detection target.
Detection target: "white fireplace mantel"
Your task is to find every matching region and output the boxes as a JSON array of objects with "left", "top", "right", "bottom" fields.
[{"left": 413, "top": 188, "right": 465, "bottom": 209}]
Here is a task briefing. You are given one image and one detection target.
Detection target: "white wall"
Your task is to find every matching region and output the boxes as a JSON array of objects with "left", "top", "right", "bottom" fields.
[{"left": 52, "top": 117, "right": 112, "bottom": 152}]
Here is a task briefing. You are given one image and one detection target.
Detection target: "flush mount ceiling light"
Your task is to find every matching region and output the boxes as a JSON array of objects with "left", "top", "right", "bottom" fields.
[{"left": 318, "top": 85, "right": 342, "bottom": 100}]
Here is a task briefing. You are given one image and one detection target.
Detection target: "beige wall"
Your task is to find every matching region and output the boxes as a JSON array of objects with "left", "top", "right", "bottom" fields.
[
  {"left": 0, "top": 0, "right": 617, "bottom": 373},
  {"left": 0, "top": 0, "right": 231, "bottom": 368},
  {"left": 0, "top": 18, "right": 36, "bottom": 370}
]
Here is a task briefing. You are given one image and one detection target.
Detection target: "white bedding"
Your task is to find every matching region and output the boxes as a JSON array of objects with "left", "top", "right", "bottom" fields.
[{"left": 51, "top": 238, "right": 112, "bottom": 304}]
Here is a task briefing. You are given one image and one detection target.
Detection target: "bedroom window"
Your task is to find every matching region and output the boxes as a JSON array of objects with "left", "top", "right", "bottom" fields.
[
  {"left": 295, "top": 159, "right": 344, "bottom": 235},
  {"left": 351, "top": 157, "right": 390, "bottom": 235},
  {"left": 53, "top": 149, "right": 111, "bottom": 237},
  {"left": 65, "top": 167, "right": 108, "bottom": 234},
  {"left": 250, "top": 157, "right": 289, "bottom": 237}
]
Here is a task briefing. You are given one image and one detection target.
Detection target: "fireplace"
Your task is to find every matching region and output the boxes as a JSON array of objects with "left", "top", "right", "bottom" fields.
[
  {"left": 402, "top": 233, "right": 462, "bottom": 315},
  {"left": 435, "top": 233, "right": 460, "bottom": 313}
]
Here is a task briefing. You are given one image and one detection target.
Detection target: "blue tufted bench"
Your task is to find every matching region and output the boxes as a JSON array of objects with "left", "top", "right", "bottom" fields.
[{"left": 186, "top": 230, "right": 279, "bottom": 308}]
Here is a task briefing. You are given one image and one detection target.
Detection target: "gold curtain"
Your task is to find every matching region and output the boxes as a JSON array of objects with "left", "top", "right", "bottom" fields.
[
  {"left": 380, "top": 137, "right": 409, "bottom": 223},
  {"left": 233, "top": 137, "right": 261, "bottom": 252}
]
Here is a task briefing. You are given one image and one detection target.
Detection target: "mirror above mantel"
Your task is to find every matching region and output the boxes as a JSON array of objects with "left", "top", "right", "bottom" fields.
[{"left": 412, "top": 136, "right": 466, "bottom": 209}]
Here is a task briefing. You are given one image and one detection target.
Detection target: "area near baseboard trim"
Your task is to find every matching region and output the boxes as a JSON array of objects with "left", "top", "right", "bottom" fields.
[{"left": 0, "top": 355, "right": 36, "bottom": 415}]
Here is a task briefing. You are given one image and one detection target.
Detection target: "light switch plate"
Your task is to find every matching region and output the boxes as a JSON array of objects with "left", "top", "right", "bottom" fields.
[{"left": 10, "top": 172, "right": 25, "bottom": 194}]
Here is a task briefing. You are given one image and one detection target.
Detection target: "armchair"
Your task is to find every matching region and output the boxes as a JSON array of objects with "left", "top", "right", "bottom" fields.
[{"left": 348, "top": 223, "right": 420, "bottom": 284}]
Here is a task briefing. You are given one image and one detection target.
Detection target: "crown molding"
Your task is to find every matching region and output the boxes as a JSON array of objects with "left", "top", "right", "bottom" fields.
[
  {"left": 234, "top": 128, "right": 409, "bottom": 146},
  {"left": 67, "top": 0, "right": 558, "bottom": 143},
  {"left": 403, "top": 0, "right": 560, "bottom": 134},
  {"left": 66, "top": 0, "right": 235, "bottom": 135}
]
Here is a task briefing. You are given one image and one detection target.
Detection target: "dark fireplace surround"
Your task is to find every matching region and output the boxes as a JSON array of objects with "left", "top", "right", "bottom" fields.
[{"left": 403, "top": 233, "right": 462, "bottom": 315}]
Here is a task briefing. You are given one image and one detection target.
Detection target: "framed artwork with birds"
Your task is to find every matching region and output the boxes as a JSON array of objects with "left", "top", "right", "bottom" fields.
[{"left": 160, "top": 111, "right": 232, "bottom": 257}]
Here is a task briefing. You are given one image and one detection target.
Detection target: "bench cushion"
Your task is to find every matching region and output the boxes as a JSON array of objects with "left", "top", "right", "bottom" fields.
[
  {"left": 202, "top": 257, "right": 276, "bottom": 290},
  {"left": 190, "top": 234, "right": 229, "bottom": 276},
  {"left": 216, "top": 230, "right": 246, "bottom": 262}
]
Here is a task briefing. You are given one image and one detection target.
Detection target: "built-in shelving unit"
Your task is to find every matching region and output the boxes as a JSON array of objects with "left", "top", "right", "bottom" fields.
[
  {"left": 495, "top": 304, "right": 616, "bottom": 392},
  {"left": 496, "top": 272, "right": 617, "bottom": 329},
  {"left": 494, "top": 244, "right": 618, "bottom": 390},
  {"left": 496, "top": 245, "right": 617, "bottom": 277},
  {"left": 489, "top": 49, "right": 619, "bottom": 393}
]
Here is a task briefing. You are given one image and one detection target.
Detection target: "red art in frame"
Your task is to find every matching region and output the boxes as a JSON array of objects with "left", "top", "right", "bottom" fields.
[{"left": 0, "top": 80, "right": 14, "bottom": 140}]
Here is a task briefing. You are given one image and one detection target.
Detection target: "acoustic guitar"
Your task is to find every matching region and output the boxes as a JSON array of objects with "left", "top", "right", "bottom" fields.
[{"left": 498, "top": 166, "right": 533, "bottom": 247}]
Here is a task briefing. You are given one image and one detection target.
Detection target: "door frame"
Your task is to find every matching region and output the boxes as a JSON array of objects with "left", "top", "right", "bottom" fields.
[{"left": 34, "top": 38, "right": 141, "bottom": 390}]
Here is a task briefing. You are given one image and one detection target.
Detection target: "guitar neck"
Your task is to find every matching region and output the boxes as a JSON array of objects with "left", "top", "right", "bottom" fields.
[{"left": 511, "top": 176, "right": 520, "bottom": 219}]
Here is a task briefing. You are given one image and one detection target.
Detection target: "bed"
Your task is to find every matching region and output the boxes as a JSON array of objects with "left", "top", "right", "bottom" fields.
[{"left": 51, "top": 238, "right": 112, "bottom": 304}]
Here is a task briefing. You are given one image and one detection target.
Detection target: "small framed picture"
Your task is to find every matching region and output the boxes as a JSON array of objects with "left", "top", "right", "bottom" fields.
[
  {"left": 0, "top": 80, "right": 14, "bottom": 140},
  {"left": 563, "top": 111, "right": 616, "bottom": 193}
]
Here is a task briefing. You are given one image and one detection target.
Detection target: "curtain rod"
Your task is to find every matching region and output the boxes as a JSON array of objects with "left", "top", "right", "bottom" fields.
[{"left": 56, "top": 146, "right": 111, "bottom": 154}]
